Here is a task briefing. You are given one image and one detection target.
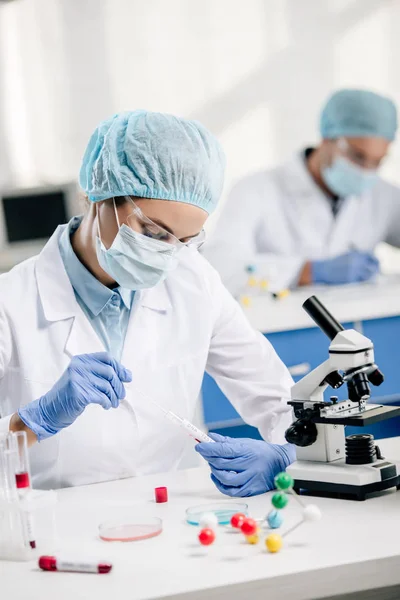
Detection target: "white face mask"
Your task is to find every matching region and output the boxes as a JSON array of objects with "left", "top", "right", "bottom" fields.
[
  {"left": 321, "top": 155, "right": 378, "bottom": 197},
  {"left": 95, "top": 200, "right": 179, "bottom": 290}
]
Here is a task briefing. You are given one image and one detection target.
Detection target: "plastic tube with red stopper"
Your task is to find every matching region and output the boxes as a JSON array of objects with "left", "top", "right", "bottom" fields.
[
  {"left": 155, "top": 486, "right": 168, "bottom": 503},
  {"left": 39, "top": 556, "right": 112, "bottom": 574},
  {"left": 13, "top": 431, "right": 36, "bottom": 549}
]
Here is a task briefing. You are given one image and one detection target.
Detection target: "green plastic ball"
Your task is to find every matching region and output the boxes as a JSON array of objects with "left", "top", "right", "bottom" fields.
[
  {"left": 274, "top": 472, "right": 294, "bottom": 491},
  {"left": 271, "top": 492, "right": 289, "bottom": 510}
]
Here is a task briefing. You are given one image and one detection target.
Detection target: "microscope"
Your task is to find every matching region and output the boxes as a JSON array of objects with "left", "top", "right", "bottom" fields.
[{"left": 285, "top": 296, "right": 400, "bottom": 500}]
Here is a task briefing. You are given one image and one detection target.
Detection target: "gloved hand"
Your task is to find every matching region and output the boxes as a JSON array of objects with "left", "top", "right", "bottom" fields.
[
  {"left": 311, "top": 251, "right": 379, "bottom": 285},
  {"left": 195, "top": 433, "right": 296, "bottom": 497},
  {"left": 18, "top": 352, "right": 132, "bottom": 441}
]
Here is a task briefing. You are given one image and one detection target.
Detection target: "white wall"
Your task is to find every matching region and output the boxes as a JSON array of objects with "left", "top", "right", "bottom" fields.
[{"left": 0, "top": 0, "right": 400, "bottom": 263}]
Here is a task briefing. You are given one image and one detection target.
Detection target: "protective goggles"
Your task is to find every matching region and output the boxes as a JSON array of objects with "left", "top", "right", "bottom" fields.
[
  {"left": 335, "top": 138, "right": 384, "bottom": 170},
  {"left": 123, "top": 197, "right": 206, "bottom": 249}
]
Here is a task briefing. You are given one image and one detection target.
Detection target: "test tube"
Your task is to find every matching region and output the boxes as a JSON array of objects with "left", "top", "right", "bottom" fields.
[
  {"left": 13, "top": 431, "right": 31, "bottom": 489},
  {"left": 0, "top": 437, "right": 10, "bottom": 503},
  {"left": 0, "top": 436, "right": 18, "bottom": 503},
  {"left": 12, "top": 431, "right": 36, "bottom": 549},
  {"left": 0, "top": 436, "right": 23, "bottom": 556}
]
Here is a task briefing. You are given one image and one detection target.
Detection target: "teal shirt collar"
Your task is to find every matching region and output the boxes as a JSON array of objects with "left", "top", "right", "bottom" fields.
[{"left": 59, "top": 217, "right": 134, "bottom": 317}]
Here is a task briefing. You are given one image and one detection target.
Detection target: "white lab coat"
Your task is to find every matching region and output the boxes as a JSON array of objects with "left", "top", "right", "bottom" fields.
[
  {"left": 203, "top": 150, "right": 400, "bottom": 295},
  {"left": 0, "top": 225, "right": 293, "bottom": 490}
]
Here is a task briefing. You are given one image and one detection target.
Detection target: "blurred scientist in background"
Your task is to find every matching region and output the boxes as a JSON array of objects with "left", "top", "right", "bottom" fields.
[
  {"left": 0, "top": 110, "right": 294, "bottom": 495},
  {"left": 204, "top": 89, "right": 400, "bottom": 295}
]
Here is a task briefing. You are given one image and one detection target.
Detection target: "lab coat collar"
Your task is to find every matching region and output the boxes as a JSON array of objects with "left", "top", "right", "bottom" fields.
[{"left": 35, "top": 225, "right": 78, "bottom": 322}]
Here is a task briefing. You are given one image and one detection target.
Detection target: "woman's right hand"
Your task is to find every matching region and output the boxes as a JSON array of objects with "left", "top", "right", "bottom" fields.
[{"left": 18, "top": 352, "right": 132, "bottom": 441}]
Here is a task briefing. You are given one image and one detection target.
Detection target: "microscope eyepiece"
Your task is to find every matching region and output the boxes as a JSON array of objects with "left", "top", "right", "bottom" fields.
[{"left": 303, "top": 296, "right": 344, "bottom": 341}]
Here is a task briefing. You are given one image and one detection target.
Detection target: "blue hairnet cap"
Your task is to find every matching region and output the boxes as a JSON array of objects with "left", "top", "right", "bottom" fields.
[
  {"left": 320, "top": 89, "right": 398, "bottom": 141},
  {"left": 79, "top": 110, "right": 226, "bottom": 214}
]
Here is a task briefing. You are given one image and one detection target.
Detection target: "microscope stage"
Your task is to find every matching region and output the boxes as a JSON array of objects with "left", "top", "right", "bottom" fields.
[{"left": 313, "top": 403, "right": 400, "bottom": 426}]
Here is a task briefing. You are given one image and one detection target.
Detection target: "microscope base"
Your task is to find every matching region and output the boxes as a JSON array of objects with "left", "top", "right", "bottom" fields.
[{"left": 287, "top": 459, "right": 400, "bottom": 501}]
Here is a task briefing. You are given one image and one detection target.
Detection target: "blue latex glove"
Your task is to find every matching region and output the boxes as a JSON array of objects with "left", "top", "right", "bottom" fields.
[
  {"left": 195, "top": 433, "right": 296, "bottom": 497},
  {"left": 18, "top": 352, "right": 132, "bottom": 441},
  {"left": 312, "top": 251, "right": 379, "bottom": 284}
]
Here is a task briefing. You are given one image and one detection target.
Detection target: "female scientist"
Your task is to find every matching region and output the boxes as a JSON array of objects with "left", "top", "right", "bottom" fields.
[{"left": 0, "top": 111, "right": 294, "bottom": 495}]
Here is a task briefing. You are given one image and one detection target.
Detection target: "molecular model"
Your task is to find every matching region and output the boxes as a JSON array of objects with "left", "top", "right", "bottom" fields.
[
  {"left": 240, "top": 265, "right": 269, "bottom": 308},
  {"left": 239, "top": 265, "right": 289, "bottom": 309},
  {"left": 197, "top": 472, "right": 321, "bottom": 553}
]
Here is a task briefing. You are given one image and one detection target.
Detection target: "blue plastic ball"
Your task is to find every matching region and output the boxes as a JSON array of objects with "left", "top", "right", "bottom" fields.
[
  {"left": 267, "top": 510, "right": 284, "bottom": 529},
  {"left": 246, "top": 265, "right": 257, "bottom": 274}
]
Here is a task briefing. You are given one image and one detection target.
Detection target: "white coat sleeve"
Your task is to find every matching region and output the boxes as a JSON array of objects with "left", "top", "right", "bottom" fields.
[
  {"left": 202, "top": 178, "right": 304, "bottom": 296},
  {"left": 0, "top": 304, "right": 13, "bottom": 435},
  {"left": 205, "top": 268, "right": 293, "bottom": 444}
]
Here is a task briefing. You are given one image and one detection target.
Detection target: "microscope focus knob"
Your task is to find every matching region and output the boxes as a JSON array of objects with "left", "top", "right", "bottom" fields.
[
  {"left": 285, "top": 419, "right": 318, "bottom": 447},
  {"left": 324, "top": 371, "right": 344, "bottom": 389}
]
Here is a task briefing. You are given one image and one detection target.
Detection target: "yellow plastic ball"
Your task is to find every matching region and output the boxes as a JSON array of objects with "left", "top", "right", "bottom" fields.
[
  {"left": 241, "top": 296, "right": 252, "bottom": 307},
  {"left": 260, "top": 279, "right": 269, "bottom": 290},
  {"left": 246, "top": 531, "right": 260, "bottom": 545},
  {"left": 247, "top": 276, "right": 258, "bottom": 287},
  {"left": 274, "top": 289, "right": 290, "bottom": 300},
  {"left": 265, "top": 533, "right": 283, "bottom": 553}
]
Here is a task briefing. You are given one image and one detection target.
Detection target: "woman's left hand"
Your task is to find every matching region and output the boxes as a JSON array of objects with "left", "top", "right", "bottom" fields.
[{"left": 195, "top": 433, "right": 295, "bottom": 497}]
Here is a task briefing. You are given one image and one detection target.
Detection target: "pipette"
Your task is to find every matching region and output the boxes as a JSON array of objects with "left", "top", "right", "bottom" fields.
[
  {"left": 122, "top": 386, "right": 215, "bottom": 443},
  {"left": 152, "top": 400, "right": 214, "bottom": 444}
]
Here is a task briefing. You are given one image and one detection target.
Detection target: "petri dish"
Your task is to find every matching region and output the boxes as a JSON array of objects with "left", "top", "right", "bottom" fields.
[
  {"left": 99, "top": 516, "right": 162, "bottom": 542},
  {"left": 186, "top": 502, "right": 248, "bottom": 526}
]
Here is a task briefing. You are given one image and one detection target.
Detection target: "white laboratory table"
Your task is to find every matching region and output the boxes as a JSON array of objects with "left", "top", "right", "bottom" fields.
[
  {"left": 2, "top": 438, "right": 400, "bottom": 600},
  {"left": 243, "top": 275, "right": 400, "bottom": 334}
]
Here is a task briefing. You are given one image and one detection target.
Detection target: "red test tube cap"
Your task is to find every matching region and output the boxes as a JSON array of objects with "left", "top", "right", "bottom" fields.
[
  {"left": 98, "top": 563, "right": 112, "bottom": 574},
  {"left": 16, "top": 472, "right": 30, "bottom": 489},
  {"left": 155, "top": 486, "right": 168, "bottom": 503},
  {"left": 39, "top": 556, "right": 57, "bottom": 571}
]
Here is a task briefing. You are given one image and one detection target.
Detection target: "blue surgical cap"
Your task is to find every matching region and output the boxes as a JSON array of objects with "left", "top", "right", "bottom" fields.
[
  {"left": 320, "top": 89, "right": 398, "bottom": 141},
  {"left": 79, "top": 110, "right": 226, "bottom": 214}
]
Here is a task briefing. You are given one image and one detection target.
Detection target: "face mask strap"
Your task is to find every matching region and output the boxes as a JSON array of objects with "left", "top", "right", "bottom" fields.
[
  {"left": 113, "top": 197, "right": 121, "bottom": 228},
  {"left": 97, "top": 198, "right": 121, "bottom": 246},
  {"left": 96, "top": 203, "right": 103, "bottom": 244},
  {"left": 337, "top": 137, "right": 348, "bottom": 153}
]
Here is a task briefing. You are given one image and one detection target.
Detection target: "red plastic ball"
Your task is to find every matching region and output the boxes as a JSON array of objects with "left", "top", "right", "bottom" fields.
[
  {"left": 240, "top": 518, "right": 258, "bottom": 536},
  {"left": 230, "top": 512, "right": 246, "bottom": 529},
  {"left": 199, "top": 528, "right": 216, "bottom": 546}
]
